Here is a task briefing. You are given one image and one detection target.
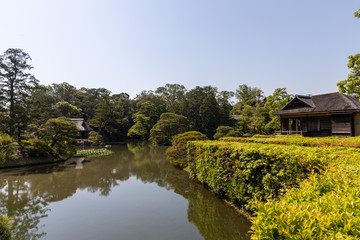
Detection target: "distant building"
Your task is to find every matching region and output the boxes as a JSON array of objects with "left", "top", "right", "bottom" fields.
[
  {"left": 70, "top": 118, "right": 93, "bottom": 139},
  {"left": 275, "top": 92, "right": 360, "bottom": 137}
]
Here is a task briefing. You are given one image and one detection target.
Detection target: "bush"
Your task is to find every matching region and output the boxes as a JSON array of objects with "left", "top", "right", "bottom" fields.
[
  {"left": 166, "top": 131, "right": 208, "bottom": 168},
  {"left": 252, "top": 161, "right": 360, "bottom": 239},
  {"left": 0, "top": 133, "right": 17, "bottom": 163},
  {"left": 187, "top": 141, "right": 346, "bottom": 211},
  {"left": 0, "top": 215, "right": 12, "bottom": 240},
  {"left": 88, "top": 131, "right": 104, "bottom": 145},
  {"left": 22, "top": 138, "right": 52, "bottom": 158},
  {"left": 221, "top": 135, "right": 360, "bottom": 148},
  {"left": 213, "top": 126, "right": 238, "bottom": 140}
]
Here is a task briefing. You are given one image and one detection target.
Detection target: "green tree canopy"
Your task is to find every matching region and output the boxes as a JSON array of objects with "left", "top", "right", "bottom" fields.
[
  {"left": 149, "top": 112, "right": 190, "bottom": 145},
  {"left": 40, "top": 117, "right": 77, "bottom": 159},
  {"left": 235, "top": 84, "right": 264, "bottom": 107},
  {"left": 337, "top": 54, "right": 360, "bottom": 98},
  {"left": 337, "top": 8, "right": 360, "bottom": 98},
  {"left": 52, "top": 101, "right": 82, "bottom": 118},
  {"left": 0, "top": 48, "right": 38, "bottom": 138},
  {"left": 156, "top": 84, "right": 186, "bottom": 113}
]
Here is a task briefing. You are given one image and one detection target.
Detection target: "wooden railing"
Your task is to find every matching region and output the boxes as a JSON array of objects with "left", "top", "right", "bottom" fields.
[{"left": 275, "top": 130, "right": 305, "bottom": 136}]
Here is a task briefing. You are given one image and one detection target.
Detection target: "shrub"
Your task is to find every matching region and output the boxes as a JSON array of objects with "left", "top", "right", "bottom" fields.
[
  {"left": 213, "top": 126, "right": 238, "bottom": 140},
  {"left": 0, "top": 133, "right": 17, "bottom": 163},
  {"left": 251, "top": 161, "right": 360, "bottom": 239},
  {"left": 0, "top": 215, "right": 12, "bottom": 240},
  {"left": 187, "top": 141, "right": 345, "bottom": 211},
  {"left": 221, "top": 135, "right": 360, "bottom": 148},
  {"left": 166, "top": 131, "right": 208, "bottom": 168},
  {"left": 88, "top": 131, "right": 104, "bottom": 145},
  {"left": 23, "top": 138, "right": 52, "bottom": 158}
]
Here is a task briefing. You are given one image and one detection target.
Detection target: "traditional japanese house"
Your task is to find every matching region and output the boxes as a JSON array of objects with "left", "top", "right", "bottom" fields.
[
  {"left": 70, "top": 118, "right": 93, "bottom": 139},
  {"left": 275, "top": 92, "right": 360, "bottom": 137}
]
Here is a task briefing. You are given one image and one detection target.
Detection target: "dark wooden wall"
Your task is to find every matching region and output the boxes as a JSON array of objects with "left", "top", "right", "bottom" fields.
[{"left": 331, "top": 114, "right": 352, "bottom": 136}]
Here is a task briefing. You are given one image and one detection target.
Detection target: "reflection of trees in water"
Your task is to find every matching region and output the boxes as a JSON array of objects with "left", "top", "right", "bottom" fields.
[
  {"left": 0, "top": 179, "right": 48, "bottom": 240},
  {"left": 0, "top": 143, "right": 250, "bottom": 239}
]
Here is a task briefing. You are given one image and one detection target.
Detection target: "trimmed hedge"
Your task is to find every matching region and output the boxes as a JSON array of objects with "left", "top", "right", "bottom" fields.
[
  {"left": 221, "top": 136, "right": 360, "bottom": 148},
  {"left": 252, "top": 161, "right": 360, "bottom": 239},
  {"left": 187, "top": 140, "right": 360, "bottom": 239},
  {"left": 187, "top": 141, "right": 339, "bottom": 211}
]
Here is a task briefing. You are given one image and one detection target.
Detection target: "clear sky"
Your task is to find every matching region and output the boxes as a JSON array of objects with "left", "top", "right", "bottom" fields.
[{"left": 1, "top": 0, "right": 359, "bottom": 98}]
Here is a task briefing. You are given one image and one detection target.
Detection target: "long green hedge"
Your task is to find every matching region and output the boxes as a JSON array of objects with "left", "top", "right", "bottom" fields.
[
  {"left": 187, "top": 140, "right": 360, "bottom": 239},
  {"left": 221, "top": 136, "right": 360, "bottom": 148},
  {"left": 187, "top": 141, "right": 341, "bottom": 211},
  {"left": 252, "top": 161, "right": 360, "bottom": 239}
]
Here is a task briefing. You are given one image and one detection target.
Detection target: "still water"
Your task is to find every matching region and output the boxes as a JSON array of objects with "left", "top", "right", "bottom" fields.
[{"left": 0, "top": 143, "right": 251, "bottom": 240}]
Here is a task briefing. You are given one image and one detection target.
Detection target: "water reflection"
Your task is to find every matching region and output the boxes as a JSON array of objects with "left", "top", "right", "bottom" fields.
[{"left": 0, "top": 143, "right": 250, "bottom": 240}]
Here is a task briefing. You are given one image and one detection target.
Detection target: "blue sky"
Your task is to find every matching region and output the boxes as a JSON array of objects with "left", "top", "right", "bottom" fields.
[{"left": 1, "top": 0, "right": 359, "bottom": 98}]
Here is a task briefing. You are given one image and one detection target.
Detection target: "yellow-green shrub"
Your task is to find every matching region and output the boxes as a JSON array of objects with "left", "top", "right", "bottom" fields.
[
  {"left": 166, "top": 131, "right": 208, "bottom": 168},
  {"left": 187, "top": 141, "right": 338, "bottom": 211},
  {"left": 0, "top": 133, "right": 17, "bottom": 163},
  {"left": 0, "top": 215, "right": 12, "bottom": 240},
  {"left": 251, "top": 161, "right": 360, "bottom": 239},
  {"left": 221, "top": 136, "right": 360, "bottom": 148}
]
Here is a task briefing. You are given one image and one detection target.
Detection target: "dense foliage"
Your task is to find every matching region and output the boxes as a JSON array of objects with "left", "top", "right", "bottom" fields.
[
  {"left": 149, "top": 112, "right": 189, "bottom": 145},
  {"left": 166, "top": 131, "right": 208, "bottom": 168},
  {"left": 252, "top": 161, "right": 360, "bottom": 239},
  {"left": 221, "top": 135, "right": 360, "bottom": 148},
  {"left": 0, "top": 133, "right": 17, "bottom": 163},
  {"left": 187, "top": 136, "right": 360, "bottom": 239},
  {"left": 188, "top": 141, "right": 334, "bottom": 211},
  {"left": 0, "top": 215, "right": 12, "bottom": 240}
]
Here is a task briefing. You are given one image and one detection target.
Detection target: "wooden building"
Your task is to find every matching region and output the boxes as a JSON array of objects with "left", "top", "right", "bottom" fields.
[
  {"left": 70, "top": 118, "right": 93, "bottom": 139},
  {"left": 275, "top": 92, "right": 360, "bottom": 137}
]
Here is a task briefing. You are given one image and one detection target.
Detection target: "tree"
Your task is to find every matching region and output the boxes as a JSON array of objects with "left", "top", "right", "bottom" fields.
[
  {"left": 149, "top": 112, "right": 189, "bottom": 145},
  {"left": 337, "top": 54, "right": 360, "bottom": 98},
  {"left": 355, "top": 8, "right": 360, "bottom": 18},
  {"left": 337, "top": 8, "right": 360, "bottom": 97},
  {"left": 235, "top": 84, "right": 263, "bottom": 107},
  {"left": 0, "top": 48, "right": 38, "bottom": 138},
  {"left": 127, "top": 101, "right": 156, "bottom": 139},
  {"left": 264, "top": 88, "right": 293, "bottom": 133},
  {"left": 50, "top": 82, "right": 78, "bottom": 103},
  {"left": 199, "top": 94, "right": 220, "bottom": 138},
  {"left": 155, "top": 84, "right": 186, "bottom": 113},
  {"left": 40, "top": 117, "right": 77, "bottom": 159},
  {"left": 180, "top": 86, "right": 218, "bottom": 133},
  {"left": 217, "top": 91, "right": 234, "bottom": 126},
  {"left": 52, "top": 101, "right": 82, "bottom": 118}
]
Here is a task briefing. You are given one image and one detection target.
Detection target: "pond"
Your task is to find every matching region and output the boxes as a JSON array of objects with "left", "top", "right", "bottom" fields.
[{"left": 0, "top": 143, "right": 251, "bottom": 240}]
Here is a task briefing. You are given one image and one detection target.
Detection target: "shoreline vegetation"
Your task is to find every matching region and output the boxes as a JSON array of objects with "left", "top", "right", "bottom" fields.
[{"left": 183, "top": 136, "right": 360, "bottom": 239}]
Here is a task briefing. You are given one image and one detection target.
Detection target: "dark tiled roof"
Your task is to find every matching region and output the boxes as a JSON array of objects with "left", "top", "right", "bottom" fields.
[
  {"left": 275, "top": 92, "right": 360, "bottom": 115},
  {"left": 70, "top": 118, "right": 93, "bottom": 132}
]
